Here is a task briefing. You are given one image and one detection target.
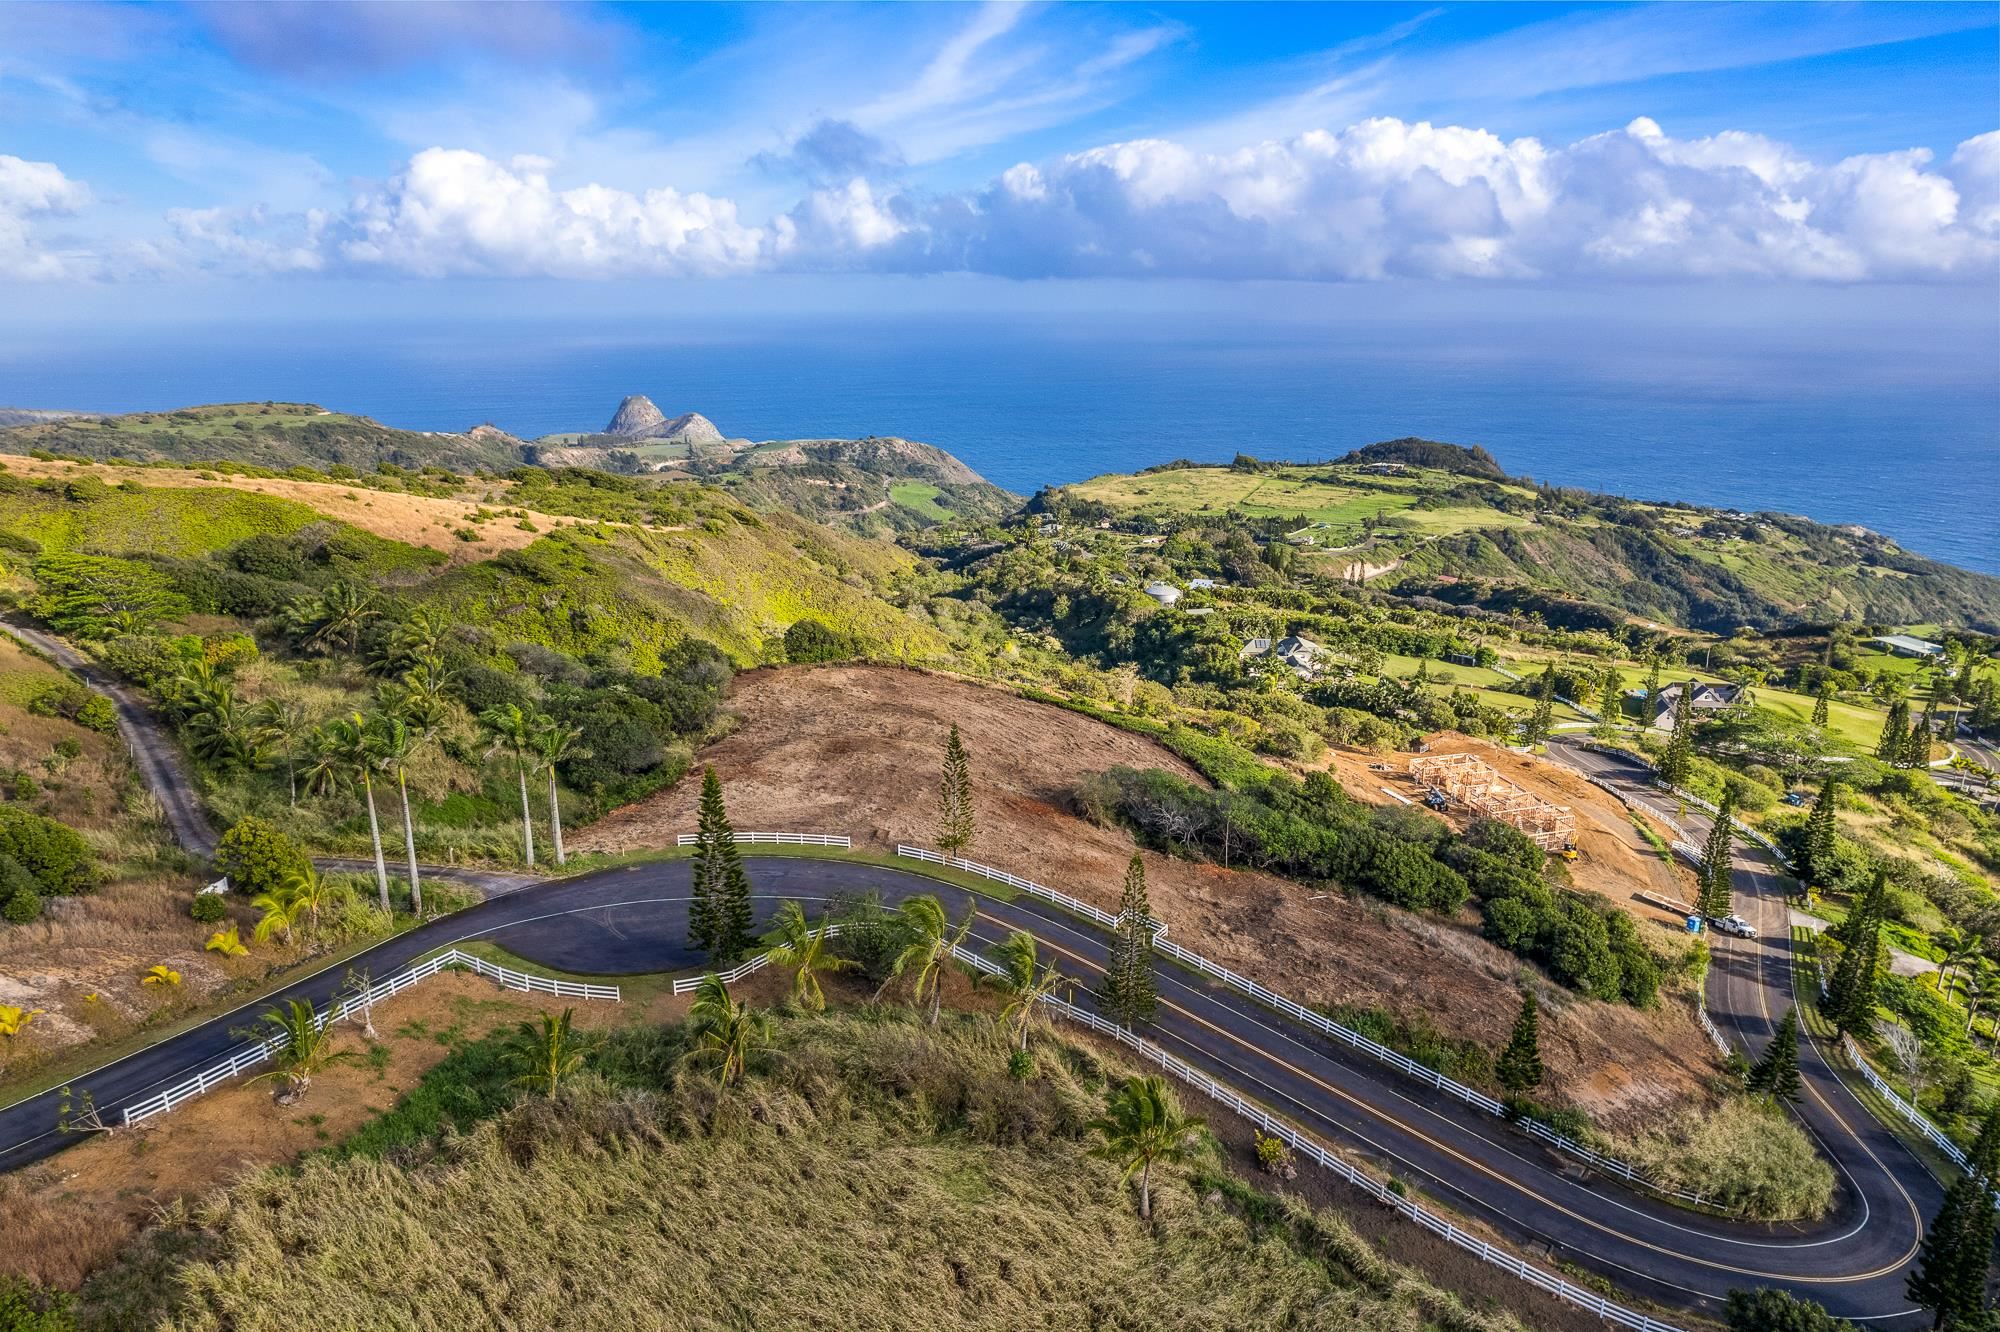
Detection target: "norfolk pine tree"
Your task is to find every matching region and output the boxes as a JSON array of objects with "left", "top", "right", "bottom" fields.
[
  {"left": 1877, "top": 698, "right": 1909, "bottom": 766},
  {"left": 937, "top": 724, "right": 975, "bottom": 857},
  {"left": 689, "top": 767, "right": 755, "bottom": 964},
  {"left": 1496, "top": 990, "right": 1545, "bottom": 1094},
  {"left": 1802, "top": 777, "right": 1839, "bottom": 887},
  {"left": 1097, "top": 854, "right": 1158, "bottom": 1027},
  {"left": 1811, "top": 683, "right": 1831, "bottom": 729},
  {"left": 1525, "top": 667, "right": 1556, "bottom": 745},
  {"left": 1660, "top": 683, "right": 1696, "bottom": 789},
  {"left": 1699, "top": 786, "right": 1737, "bottom": 919},
  {"left": 1747, "top": 1008, "right": 1802, "bottom": 1102},
  {"left": 1826, "top": 871, "right": 1887, "bottom": 1036}
]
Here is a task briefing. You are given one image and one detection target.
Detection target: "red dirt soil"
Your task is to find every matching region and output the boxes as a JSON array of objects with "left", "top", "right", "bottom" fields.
[{"left": 578, "top": 666, "right": 1722, "bottom": 1130}]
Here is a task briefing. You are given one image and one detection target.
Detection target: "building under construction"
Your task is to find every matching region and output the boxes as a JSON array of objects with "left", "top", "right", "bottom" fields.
[{"left": 1409, "top": 753, "right": 1578, "bottom": 851}]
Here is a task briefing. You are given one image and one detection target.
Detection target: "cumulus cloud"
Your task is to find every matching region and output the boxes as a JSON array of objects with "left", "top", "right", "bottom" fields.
[
  {"left": 18, "top": 117, "right": 2000, "bottom": 283},
  {"left": 0, "top": 154, "right": 91, "bottom": 279}
]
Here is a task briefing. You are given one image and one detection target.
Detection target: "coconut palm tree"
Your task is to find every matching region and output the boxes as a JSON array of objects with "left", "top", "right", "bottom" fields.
[
  {"left": 1088, "top": 1075, "right": 1206, "bottom": 1221},
  {"left": 879, "top": 893, "right": 975, "bottom": 1026},
  {"left": 1936, "top": 928, "right": 1983, "bottom": 999},
  {"left": 683, "top": 973, "right": 769, "bottom": 1087},
  {"left": 282, "top": 581, "right": 380, "bottom": 656},
  {"left": 251, "top": 690, "right": 315, "bottom": 806},
  {"left": 395, "top": 654, "right": 457, "bottom": 735},
  {"left": 250, "top": 884, "right": 301, "bottom": 945},
  {"left": 766, "top": 901, "right": 856, "bottom": 1011},
  {"left": 306, "top": 713, "right": 391, "bottom": 913},
  {"left": 1964, "top": 957, "right": 1998, "bottom": 1049},
  {"left": 250, "top": 998, "right": 357, "bottom": 1103},
  {"left": 478, "top": 703, "right": 538, "bottom": 867},
  {"left": 506, "top": 1008, "right": 597, "bottom": 1097},
  {"left": 183, "top": 684, "right": 259, "bottom": 769},
  {"left": 531, "top": 713, "right": 585, "bottom": 867},
  {"left": 980, "top": 930, "right": 1067, "bottom": 1051},
  {"left": 374, "top": 606, "right": 455, "bottom": 676},
  {"left": 368, "top": 710, "right": 425, "bottom": 916}
]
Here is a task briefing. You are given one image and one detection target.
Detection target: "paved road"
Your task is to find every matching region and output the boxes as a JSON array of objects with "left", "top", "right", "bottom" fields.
[
  {"left": 0, "top": 849, "right": 1940, "bottom": 1325},
  {"left": 0, "top": 622, "right": 1944, "bottom": 1324}
]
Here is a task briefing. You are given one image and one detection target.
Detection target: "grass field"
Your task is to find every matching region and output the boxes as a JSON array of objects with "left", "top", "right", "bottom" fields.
[
  {"left": 87, "top": 1005, "right": 1535, "bottom": 1332},
  {"left": 1376, "top": 652, "right": 1514, "bottom": 689},
  {"left": 890, "top": 480, "right": 952, "bottom": 521},
  {"left": 1066, "top": 465, "right": 1532, "bottom": 544}
]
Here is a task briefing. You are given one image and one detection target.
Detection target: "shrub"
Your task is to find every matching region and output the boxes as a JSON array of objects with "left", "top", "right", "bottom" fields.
[
  {"left": 212, "top": 816, "right": 311, "bottom": 897},
  {"left": 0, "top": 807, "right": 93, "bottom": 895},
  {"left": 783, "top": 617, "right": 856, "bottom": 664},
  {"left": 2, "top": 885, "right": 42, "bottom": 924},
  {"left": 189, "top": 892, "right": 228, "bottom": 923},
  {"left": 1724, "top": 1288, "right": 1856, "bottom": 1331}
]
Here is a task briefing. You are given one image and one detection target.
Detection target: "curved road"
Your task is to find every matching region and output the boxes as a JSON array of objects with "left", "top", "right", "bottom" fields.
[{"left": 0, "top": 630, "right": 1946, "bottom": 1325}]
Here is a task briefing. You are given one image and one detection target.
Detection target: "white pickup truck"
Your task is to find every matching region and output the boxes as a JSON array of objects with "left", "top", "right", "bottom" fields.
[{"left": 1709, "top": 914, "right": 1758, "bottom": 939}]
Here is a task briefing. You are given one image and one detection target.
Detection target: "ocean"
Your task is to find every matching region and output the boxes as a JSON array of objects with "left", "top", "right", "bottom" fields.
[{"left": 2, "top": 304, "right": 1995, "bottom": 574}]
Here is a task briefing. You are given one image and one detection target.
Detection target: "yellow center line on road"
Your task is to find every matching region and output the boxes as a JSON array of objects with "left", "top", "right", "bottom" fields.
[{"left": 985, "top": 908, "right": 1918, "bottom": 1285}]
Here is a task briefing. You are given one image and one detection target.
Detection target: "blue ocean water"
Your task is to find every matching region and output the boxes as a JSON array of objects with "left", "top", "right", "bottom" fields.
[{"left": 2, "top": 309, "right": 1995, "bottom": 574}]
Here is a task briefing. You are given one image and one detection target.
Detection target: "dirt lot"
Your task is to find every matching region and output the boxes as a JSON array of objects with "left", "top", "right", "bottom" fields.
[
  {"left": 579, "top": 666, "right": 1722, "bottom": 1130},
  {"left": 1, "top": 968, "right": 686, "bottom": 1291}
]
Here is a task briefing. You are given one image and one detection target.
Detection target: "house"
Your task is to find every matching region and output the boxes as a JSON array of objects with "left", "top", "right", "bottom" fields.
[
  {"left": 1241, "top": 633, "right": 1332, "bottom": 679},
  {"left": 1142, "top": 581, "right": 1182, "bottom": 606},
  {"left": 1872, "top": 634, "right": 1944, "bottom": 659},
  {"left": 1651, "top": 680, "right": 1742, "bottom": 730},
  {"left": 1184, "top": 606, "right": 1215, "bottom": 617},
  {"left": 1188, "top": 577, "right": 1217, "bottom": 590}
]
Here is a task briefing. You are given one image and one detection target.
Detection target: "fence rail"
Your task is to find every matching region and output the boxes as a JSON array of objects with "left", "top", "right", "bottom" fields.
[
  {"left": 675, "top": 832, "right": 851, "bottom": 848},
  {"left": 1696, "top": 997, "right": 1732, "bottom": 1059},
  {"left": 893, "top": 844, "right": 1715, "bottom": 1209},
  {"left": 1841, "top": 1034, "right": 1973, "bottom": 1173},
  {"left": 121, "top": 949, "right": 619, "bottom": 1126},
  {"left": 951, "top": 944, "right": 1684, "bottom": 1332},
  {"left": 669, "top": 926, "right": 847, "bottom": 995}
]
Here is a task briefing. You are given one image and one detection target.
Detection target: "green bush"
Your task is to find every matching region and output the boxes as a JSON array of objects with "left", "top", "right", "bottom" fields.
[
  {"left": 783, "top": 617, "right": 856, "bottom": 664},
  {"left": 189, "top": 891, "right": 228, "bottom": 922},
  {"left": 0, "top": 806, "right": 93, "bottom": 895},
  {"left": 212, "top": 815, "right": 311, "bottom": 897},
  {"left": 1, "top": 884, "right": 42, "bottom": 924},
  {"left": 1725, "top": 1288, "right": 1856, "bottom": 1331},
  {"left": 0, "top": 1275, "right": 76, "bottom": 1332}
]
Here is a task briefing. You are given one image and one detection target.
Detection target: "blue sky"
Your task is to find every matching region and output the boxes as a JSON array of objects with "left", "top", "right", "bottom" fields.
[{"left": 1, "top": 2, "right": 1995, "bottom": 292}]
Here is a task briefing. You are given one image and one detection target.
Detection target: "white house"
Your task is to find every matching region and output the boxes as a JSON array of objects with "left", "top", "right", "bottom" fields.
[
  {"left": 1188, "top": 577, "right": 1217, "bottom": 590},
  {"left": 1651, "top": 680, "right": 1742, "bottom": 730},
  {"left": 1142, "top": 581, "right": 1182, "bottom": 606},
  {"left": 1872, "top": 634, "right": 1944, "bottom": 658}
]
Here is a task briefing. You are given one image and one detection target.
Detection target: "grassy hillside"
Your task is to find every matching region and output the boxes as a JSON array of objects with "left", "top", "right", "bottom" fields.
[
  {"left": 0, "top": 402, "right": 520, "bottom": 474},
  {"left": 1059, "top": 457, "right": 2000, "bottom": 633},
  {"left": 80, "top": 1005, "right": 1533, "bottom": 1332}
]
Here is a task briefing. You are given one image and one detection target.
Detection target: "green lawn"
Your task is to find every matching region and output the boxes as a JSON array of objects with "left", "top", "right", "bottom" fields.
[
  {"left": 1375, "top": 652, "right": 1514, "bottom": 689},
  {"left": 890, "top": 481, "right": 952, "bottom": 521}
]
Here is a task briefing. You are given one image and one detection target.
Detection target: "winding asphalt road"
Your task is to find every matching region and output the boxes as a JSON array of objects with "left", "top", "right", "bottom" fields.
[{"left": 0, "top": 629, "right": 1949, "bottom": 1325}]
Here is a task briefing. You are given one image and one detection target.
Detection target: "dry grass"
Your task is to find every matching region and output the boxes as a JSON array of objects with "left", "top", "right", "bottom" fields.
[
  {"left": 92, "top": 1007, "right": 1530, "bottom": 1332},
  {"left": 1602, "top": 1098, "right": 1835, "bottom": 1220}
]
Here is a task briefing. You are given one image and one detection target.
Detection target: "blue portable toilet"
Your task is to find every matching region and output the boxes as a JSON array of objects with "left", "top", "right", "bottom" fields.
[{"left": 1686, "top": 914, "right": 1703, "bottom": 934}]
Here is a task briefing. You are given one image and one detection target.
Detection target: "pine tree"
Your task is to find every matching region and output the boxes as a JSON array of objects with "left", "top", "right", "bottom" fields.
[
  {"left": 1659, "top": 682, "right": 1696, "bottom": 789},
  {"left": 1526, "top": 669, "right": 1556, "bottom": 745},
  {"left": 1810, "top": 683, "right": 1831, "bottom": 729},
  {"left": 1802, "top": 776, "right": 1839, "bottom": 887},
  {"left": 1747, "top": 1007, "right": 1802, "bottom": 1101},
  {"left": 1906, "top": 1168, "right": 1996, "bottom": 1330},
  {"left": 689, "top": 767, "right": 754, "bottom": 964},
  {"left": 1599, "top": 671, "right": 1622, "bottom": 726},
  {"left": 1826, "top": 871, "right": 1887, "bottom": 1036},
  {"left": 1096, "top": 854, "right": 1158, "bottom": 1027},
  {"left": 1496, "top": 990, "right": 1545, "bottom": 1093},
  {"left": 1877, "top": 697, "right": 1910, "bottom": 766},
  {"left": 1699, "top": 786, "right": 1737, "bottom": 918},
  {"left": 1644, "top": 655, "right": 1663, "bottom": 711},
  {"left": 936, "top": 724, "right": 975, "bottom": 857},
  {"left": 1905, "top": 695, "right": 1938, "bottom": 769}
]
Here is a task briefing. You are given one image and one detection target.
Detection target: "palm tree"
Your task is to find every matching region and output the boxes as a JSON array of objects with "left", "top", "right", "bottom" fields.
[
  {"left": 1964, "top": 957, "right": 1998, "bottom": 1049},
  {"left": 306, "top": 713, "right": 391, "bottom": 913},
  {"left": 531, "top": 714, "right": 585, "bottom": 867},
  {"left": 766, "top": 901, "right": 856, "bottom": 1011},
  {"left": 183, "top": 684, "right": 259, "bottom": 769},
  {"left": 1088, "top": 1075, "right": 1206, "bottom": 1221},
  {"left": 251, "top": 690, "right": 315, "bottom": 806},
  {"left": 250, "top": 998, "right": 357, "bottom": 1103},
  {"left": 283, "top": 581, "right": 380, "bottom": 655},
  {"left": 683, "top": 973, "right": 769, "bottom": 1087},
  {"left": 250, "top": 884, "right": 300, "bottom": 945},
  {"left": 368, "top": 711, "right": 425, "bottom": 916},
  {"left": 1936, "top": 928, "right": 1982, "bottom": 999},
  {"left": 506, "top": 1008, "right": 597, "bottom": 1097},
  {"left": 374, "top": 606, "right": 455, "bottom": 676},
  {"left": 478, "top": 703, "right": 538, "bottom": 867},
  {"left": 879, "top": 893, "right": 975, "bottom": 1026},
  {"left": 395, "top": 655, "right": 457, "bottom": 735},
  {"left": 980, "top": 930, "right": 1067, "bottom": 1051},
  {"left": 253, "top": 866, "right": 330, "bottom": 945}
]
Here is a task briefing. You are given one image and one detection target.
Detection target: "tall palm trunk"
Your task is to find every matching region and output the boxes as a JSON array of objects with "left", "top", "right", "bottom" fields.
[
  {"left": 397, "top": 768, "right": 423, "bottom": 916},
  {"left": 516, "top": 762, "right": 536, "bottom": 867},
  {"left": 360, "top": 770, "right": 390, "bottom": 913},
  {"left": 1139, "top": 1158, "right": 1153, "bottom": 1220},
  {"left": 546, "top": 771, "right": 565, "bottom": 866}
]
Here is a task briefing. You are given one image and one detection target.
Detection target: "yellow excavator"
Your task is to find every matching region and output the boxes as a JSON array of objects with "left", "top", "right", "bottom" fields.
[{"left": 1558, "top": 842, "right": 1579, "bottom": 863}]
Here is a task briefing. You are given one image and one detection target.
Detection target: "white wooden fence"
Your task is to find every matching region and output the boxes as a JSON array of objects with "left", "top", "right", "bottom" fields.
[
  {"left": 669, "top": 926, "right": 847, "bottom": 995},
  {"left": 1841, "top": 1034, "right": 1974, "bottom": 1173},
  {"left": 940, "top": 945, "right": 1687, "bottom": 1332},
  {"left": 676, "top": 832, "right": 851, "bottom": 848},
  {"left": 121, "top": 949, "right": 619, "bottom": 1126},
  {"left": 890, "top": 846, "right": 1719, "bottom": 1210}
]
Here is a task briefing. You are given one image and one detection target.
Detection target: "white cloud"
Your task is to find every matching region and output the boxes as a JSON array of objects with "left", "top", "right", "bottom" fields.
[
  {"left": 0, "top": 154, "right": 92, "bottom": 279},
  {"left": 24, "top": 118, "right": 2000, "bottom": 285}
]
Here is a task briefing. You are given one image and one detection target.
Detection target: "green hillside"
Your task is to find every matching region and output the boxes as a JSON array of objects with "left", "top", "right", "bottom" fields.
[
  {"left": 1059, "top": 455, "right": 2000, "bottom": 633},
  {"left": 0, "top": 402, "right": 520, "bottom": 474}
]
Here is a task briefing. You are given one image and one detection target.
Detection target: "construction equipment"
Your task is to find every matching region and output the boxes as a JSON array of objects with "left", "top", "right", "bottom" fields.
[{"left": 1408, "top": 752, "right": 1579, "bottom": 852}]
